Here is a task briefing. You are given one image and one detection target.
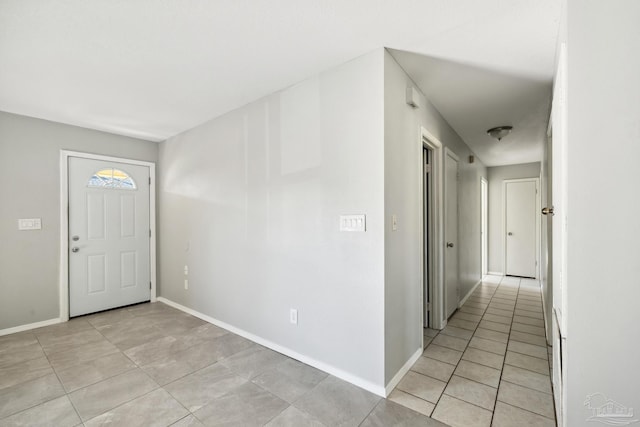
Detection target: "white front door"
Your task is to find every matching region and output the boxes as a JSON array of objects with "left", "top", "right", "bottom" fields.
[
  {"left": 505, "top": 179, "right": 537, "bottom": 278},
  {"left": 69, "top": 157, "right": 151, "bottom": 317},
  {"left": 444, "top": 149, "right": 459, "bottom": 318}
]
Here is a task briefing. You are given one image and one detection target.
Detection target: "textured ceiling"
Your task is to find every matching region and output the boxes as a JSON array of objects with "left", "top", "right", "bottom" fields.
[{"left": 0, "top": 0, "right": 560, "bottom": 164}]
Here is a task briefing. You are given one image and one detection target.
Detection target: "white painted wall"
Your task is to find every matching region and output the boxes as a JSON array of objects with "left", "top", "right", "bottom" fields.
[
  {"left": 158, "top": 50, "right": 386, "bottom": 391},
  {"left": 487, "top": 162, "right": 540, "bottom": 274},
  {"left": 383, "top": 51, "right": 487, "bottom": 384},
  {"left": 0, "top": 112, "right": 158, "bottom": 330},
  {"left": 563, "top": 1, "right": 640, "bottom": 424}
]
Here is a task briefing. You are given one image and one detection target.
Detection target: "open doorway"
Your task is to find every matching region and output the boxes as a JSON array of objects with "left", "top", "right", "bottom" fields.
[{"left": 421, "top": 128, "right": 444, "bottom": 330}]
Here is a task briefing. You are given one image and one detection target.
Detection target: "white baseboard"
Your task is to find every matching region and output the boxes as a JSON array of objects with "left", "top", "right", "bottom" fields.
[
  {"left": 487, "top": 271, "right": 504, "bottom": 276},
  {"left": 156, "top": 297, "right": 386, "bottom": 397},
  {"left": 0, "top": 318, "right": 62, "bottom": 336},
  {"left": 458, "top": 279, "right": 482, "bottom": 308},
  {"left": 385, "top": 346, "right": 422, "bottom": 396}
]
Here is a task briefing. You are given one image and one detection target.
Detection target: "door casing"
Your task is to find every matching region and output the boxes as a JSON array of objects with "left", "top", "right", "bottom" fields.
[
  {"left": 59, "top": 150, "right": 157, "bottom": 321},
  {"left": 502, "top": 177, "right": 540, "bottom": 279},
  {"left": 421, "top": 128, "right": 445, "bottom": 331}
]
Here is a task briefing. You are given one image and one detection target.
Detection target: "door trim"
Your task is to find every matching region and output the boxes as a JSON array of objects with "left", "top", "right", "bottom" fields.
[
  {"left": 481, "top": 177, "right": 488, "bottom": 276},
  {"left": 421, "top": 128, "right": 445, "bottom": 330},
  {"left": 59, "top": 150, "right": 157, "bottom": 321},
  {"left": 502, "top": 177, "right": 540, "bottom": 278},
  {"left": 443, "top": 147, "right": 460, "bottom": 318}
]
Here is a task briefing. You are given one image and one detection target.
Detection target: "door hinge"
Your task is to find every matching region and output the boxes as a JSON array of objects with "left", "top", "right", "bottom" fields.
[
  {"left": 149, "top": 282, "right": 152, "bottom": 290},
  {"left": 149, "top": 177, "right": 151, "bottom": 185},
  {"left": 426, "top": 302, "right": 432, "bottom": 311},
  {"left": 149, "top": 229, "right": 151, "bottom": 237},
  {"left": 425, "top": 164, "right": 432, "bottom": 173}
]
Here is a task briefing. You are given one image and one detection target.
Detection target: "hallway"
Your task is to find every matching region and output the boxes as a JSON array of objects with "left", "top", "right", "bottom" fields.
[{"left": 389, "top": 275, "right": 555, "bottom": 427}]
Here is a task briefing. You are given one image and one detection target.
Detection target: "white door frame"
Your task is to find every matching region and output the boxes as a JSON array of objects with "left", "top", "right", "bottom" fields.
[
  {"left": 443, "top": 147, "right": 460, "bottom": 318},
  {"left": 59, "top": 150, "right": 157, "bottom": 321},
  {"left": 481, "top": 177, "right": 488, "bottom": 276},
  {"left": 502, "top": 177, "right": 540, "bottom": 279},
  {"left": 421, "top": 128, "right": 445, "bottom": 330}
]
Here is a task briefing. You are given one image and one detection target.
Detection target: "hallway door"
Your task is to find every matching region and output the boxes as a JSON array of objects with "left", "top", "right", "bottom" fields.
[
  {"left": 504, "top": 179, "right": 538, "bottom": 278},
  {"left": 444, "top": 149, "right": 459, "bottom": 318},
  {"left": 69, "top": 157, "right": 151, "bottom": 317}
]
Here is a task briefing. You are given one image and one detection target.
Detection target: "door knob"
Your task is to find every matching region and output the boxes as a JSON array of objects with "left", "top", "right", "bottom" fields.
[
  {"left": 508, "top": 232, "right": 513, "bottom": 236},
  {"left": 72, "top": 236, "right": 79, "bottom": 241},
  {"left": 71, "top": 247, "right": 80, "bottom": 253},
  {"left": 542, "top": 207, "right": 555, "bottom": 216},
  {"left": 446, "top": 242, "right": 454, "bottom": 248}
]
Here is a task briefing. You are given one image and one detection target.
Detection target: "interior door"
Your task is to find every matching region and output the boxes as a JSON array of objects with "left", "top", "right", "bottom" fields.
[
  {"left": 444, "top": 149, "right": 459, "bottom": 318},
  {"left": 69, "top": 157, "right": 151, "bottom": 317},
  {"left": 505, "top": 180, "right": 537, "bottom": 278}
]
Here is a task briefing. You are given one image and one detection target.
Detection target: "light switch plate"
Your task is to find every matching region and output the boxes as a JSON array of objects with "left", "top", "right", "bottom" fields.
[
  {"left": 18, "top": 218, "right": 42, "bottom": 230},
  {"left": 340, "top": 215, "right": 366, "bottom": 232}
]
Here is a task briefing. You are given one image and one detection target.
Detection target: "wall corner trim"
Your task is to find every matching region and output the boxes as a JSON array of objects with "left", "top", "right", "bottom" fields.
[
  {"left": 458, "top": 278, "right": 483, "bottom": 308},
  {"left": 0, "top": 318, "right": 61, "bottom": 337},
  {"left": 384, "top": 346, "right": 422, "bottom": 397},
  {"left": 156, "top": 297, "right": 387, "bottom": 397}
]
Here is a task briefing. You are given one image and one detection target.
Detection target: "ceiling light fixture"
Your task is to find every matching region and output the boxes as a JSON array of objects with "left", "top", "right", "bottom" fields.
[{"left": 486, "top": 126, "right": 513, "bottom": 141}]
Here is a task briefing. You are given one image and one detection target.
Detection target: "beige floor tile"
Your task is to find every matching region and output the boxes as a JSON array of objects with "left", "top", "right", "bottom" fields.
[
  {"left": 485, "top": 308, "right": 513, "bottom": 318},
  {"left": 423, "top": 344, "right": 463, "bottom": 365},
  {"left": 497, "top": 381, "right": 555, "bottom": 419},
  {"left": 432, "top": 334, "right": 469, "bottom": 352},
  {"left": 501, "top": 365, "right": 552, "bottom": 394},
  {"left": 454, "top": 360, "right": 501, "bottom": 388},
  {"left": 482, "top": 314, "right": 512, "bottom": 325},
  {"left": 469, "top": 337, "right": 507, "bottom": 355},
  {"left": 508, "top": 341, "right": 548, "bottom": 360},
  {"left": 0, "top": 373, "right": 66, "bottom": 419},
  {"left": 514, "top": 309, "right": 544, "bottom": 320},
  {"left": 510, "top": 330, "right": 548, "bottom": 347},
  {"left": 474, "top": 328, "right": 509, "bottom": 344},
  {"left": 492, "top": 401, "right": 556, "bottom": 426},
  {"left": 387, "top": 389, "right": 435, "bottom": 417},
  {"left": 460, "top": 306, "right": 486, "bottom": 316},
  {"left": 432, "top": 394, "right": 492, "bottom": 427},
  {"left": 504, "top": 351, "right": 550, "bottom": 376},
  {"left": 0, "top": 356, "right": 53, "bottom": 391},
  {"left": 396, "top": 371, "right": 447, "bottom": 404},
  {"left": 56, "top": 352, "right": 136, "bottom": 392},
  {"left": 411, "top": 357, "right": 455, "bottom": 382},
  {"left": 441, "top": 326, "right": 474, "bottom": 340},
  {"left": 513, "top": 315, "right": 544, "bottom": 327},
  {"left": 462, "top": 348, "right": 504, "bottom": 370},
  {"left": 453, "top": 312, "right": 483, "bottom": 323},
  {"left": 423, "top": 328, "right": 439, "bottom": 338},
  {"left": 479, "top": 320, "right": 511, "bottom": 334},
  {"left": 511, "top": 322, "right": 546, "bottom": 337},
  {"left": 444, "top": 375, "right": 497, "bottom": 410},
  {"left": 447, "top": 318, "right": 479, "bottom": 331}
]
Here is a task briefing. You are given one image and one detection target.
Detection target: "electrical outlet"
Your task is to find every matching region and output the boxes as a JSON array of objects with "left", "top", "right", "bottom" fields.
[
  {"left": 290, "top": 309, "right": 298, "bottom": 325},
  {"left": 184, "top": 279, "right": 188, "bottom": 290}
]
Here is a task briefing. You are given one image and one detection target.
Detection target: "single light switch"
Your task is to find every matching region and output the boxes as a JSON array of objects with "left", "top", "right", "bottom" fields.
[
  {"left": 18, "top": 218, "right": 42, "bottom": 230},
  {"left": 340, "top": 215, "right": 366, "bottom": 232}
]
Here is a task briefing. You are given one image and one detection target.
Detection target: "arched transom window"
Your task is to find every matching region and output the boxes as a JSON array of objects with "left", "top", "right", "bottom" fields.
[{"left": 88, "top": 168, "right": 137, "bottom": 190}]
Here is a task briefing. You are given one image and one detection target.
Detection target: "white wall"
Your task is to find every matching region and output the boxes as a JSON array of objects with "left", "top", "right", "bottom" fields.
[
  {"left": 0, "top": 112, "right": 158, "bottom": 330},
  {"left": 487, "top": 162, "right": 541, "bottom": 274},
  {"left": 564, "top": 0, "right": 640, "bottom": 424},
  {"left": 158, "top": 50, "right": 387, "bottom": 392},
  {"left": 383, "top": 51, "right": 487, "bottom": 384}
]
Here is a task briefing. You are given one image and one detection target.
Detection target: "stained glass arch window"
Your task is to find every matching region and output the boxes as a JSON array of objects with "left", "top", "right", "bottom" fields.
[{"left": 88, "top": 168, "right": 137, "bottom": 190}]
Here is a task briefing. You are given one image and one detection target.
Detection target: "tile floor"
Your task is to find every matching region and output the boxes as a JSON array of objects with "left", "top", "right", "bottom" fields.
[
  {"left": 0, "top": 275, "right": 555, "bottom": 426},
  {"left": 0, "top": 301, "right": 447, "bottom": 426},
  {"left": 389, "top": 275, "right": 556, "bottom": 427}
]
